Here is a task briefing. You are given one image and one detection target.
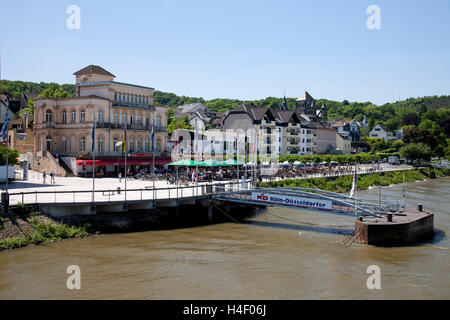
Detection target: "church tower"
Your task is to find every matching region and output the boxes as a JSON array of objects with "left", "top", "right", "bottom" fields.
[{"left": 295, "top": 91, "right": 314, "bottom": 114}]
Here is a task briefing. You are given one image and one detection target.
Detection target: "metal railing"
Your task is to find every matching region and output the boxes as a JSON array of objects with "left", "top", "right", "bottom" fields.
[{"left": 7, "top": 180, "right": 252, "bottom": 207}]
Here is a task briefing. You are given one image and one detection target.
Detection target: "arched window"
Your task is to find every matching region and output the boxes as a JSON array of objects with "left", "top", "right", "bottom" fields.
[
  {"left": 114, "top": 93, "right": 117, "bottom": 102},
  {"left": 118, "top": 93, "right": 121, "bottom": 103},
  {"left": 137, "top": 138, "right": 142, "bottom": 152},
  {"left": 145, "top": 115, "right": 149, "bottom": 129},
  {"left": 80, "top": 110, "right": 86, "bottom": 123},
  {"left": 45, "top": 110, "right": 52, "bottom": 123},
  {"left": 130, "top": 113, "right": 134, "bottom": 125},
  {"left": 129, "top": 138, "right": 134, "bottom": 152},
  {"left": 113, "top": 137, "right": 119, "bottom": 152},
  {"left": 98, "top": 136, "right": 103, "bottom": 154},
  {"left": 114, "top": 112, "right": 118, "bottom": 127},
  {"left": 98, "top": 109, "right": 103, "bottom": 124},
  {"left": 138, "top": 113, "right": 142, "bottom": 125},
  {"left": 134, "top": 96, "right": 137, "bottom": 104},
  {"left": 71, "top": 110, "right": 76, "bottom": 123},
  {"left": 62, "top": 110, "right": 67, "bottom": 124},
  {"left": 123, "top": 112, "right": 127, "bottom": 127},
  {"left": 145, "top": 97, "right": 148, "bottom": 105},
  {"left": 80, "top": 136, "right": 86, "bottom": 152},
  {"left": 157, "top": 115, "right": 161, "bottom": 129},
  {"left": 145, "top": 138, "right": 149, "bottom": 152},
  {"left": 62, "top": 136, "right": 67, "bottom": 152},
  {"left": 46, "top": 135, "right": 52, "bottom": 152}
]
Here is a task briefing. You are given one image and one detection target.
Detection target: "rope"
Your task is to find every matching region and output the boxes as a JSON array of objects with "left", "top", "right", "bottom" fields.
[{"left": 213, "top": 204, "right": 241, "bottom": 224}]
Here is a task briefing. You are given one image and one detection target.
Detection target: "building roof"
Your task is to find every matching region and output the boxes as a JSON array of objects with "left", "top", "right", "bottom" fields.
[
  {"left": 73, "top": 65, "right": 115, "bottom": 77},
  {"left": 234, "top": 104, "right": 272, "bottom": 121},
  {"left": 35, "top": 95, "right": 110, "bottom": 102},
  {"left": 375, "top": 122, "right": 393, "bottom": 134},
  {"left": 271, "top": 109, "right": 300, "bottom": 124},
  {"left": 296, "top": 91, "right": 313, "bottom": 101},
  {"left": 176, "top": 103, "right": 206, "bottom": 114}
]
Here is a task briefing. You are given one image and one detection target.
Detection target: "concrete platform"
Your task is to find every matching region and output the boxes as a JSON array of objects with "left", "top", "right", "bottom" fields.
[{"left": 355, "top": 207, "right": 434, "bottom": 246}]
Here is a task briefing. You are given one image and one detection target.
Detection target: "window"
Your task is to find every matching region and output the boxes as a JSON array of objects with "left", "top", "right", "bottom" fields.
[
  {"left": 62, "top": 137, "right": 67, "bottom": 152},
  {"left": 138, "top": 114, "right": 142, "bottom": 125},
  {"left": 98, "top": 110, "right": 103, "bottom": 124},
  {"left": 80, "top": 136, "right": 86, "bottom": 152},
  {"left": 129, "top": 138, "right": 134, "bottom": 152},
  {"left": 145, "top": 138, "right": 149, "bottom": 152},
  {"left": 118, "top": 93, "right": 121, "bottom": 103},
  {"left": 46, "top": 135, "right": 52, "bottom": 152},
  {"left": 137, "top": 138, "right": 142, "bottom": 152},
  {"left": 80, "top": 110, "right": 85, "bottom": 123},
  {"left": 145, "top": 97, "right": 148, "bottom": 105},
  {"left": 134, "top": 96, "right": 137, "bottom": 104},
  {"left": 71, "top": 110, "right": 76, "bottom": 123},
  {"left": 127, "top": 95, "right": 129, "bottom": 104},
  {"left": 123, "top": 112, "right": 127, "bottom": 127},
  {"left": 130, "top": 113, "right": 134, "bottom": 125},
  {"left": 145, "top": 115, "right": 149, "bottom": 128},
  {"left": 114, "top": 93, "right": 117, "bottom": 101},
  {"left": 156, "top": 139, "right": 161, "bottom": 151},
  {"left": 157, "top": 115, "right": 161, "bottom": 128},
  {"left": 114, "top": 112, "right": 118, "bottom": 127},
  {"left": 62, "top": 111, "right": 67, "bottom": 124},
  {"left": 98, "top": 136, "right": 103, "bottom": 154},
  {"left": 138, "top": 96, "right": 141, "bottom": 104},
  {"left": 113, "top": 137, "right": 119, "bottom": 152},
  {"left": 45, "top": 110, "right": 52, "bottom": 123}
]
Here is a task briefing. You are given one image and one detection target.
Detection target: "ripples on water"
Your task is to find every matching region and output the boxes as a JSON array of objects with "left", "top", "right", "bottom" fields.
[{"left": 0, "top": 178, "right": 449, "bottom": 299}]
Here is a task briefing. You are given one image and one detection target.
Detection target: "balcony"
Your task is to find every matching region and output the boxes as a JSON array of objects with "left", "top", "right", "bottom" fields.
[
  {"left": 112, "top": 102, "right": 155, "bottom": 110},
  {"left": 45, "top": 122, "right": 55, "bottom": 128}
]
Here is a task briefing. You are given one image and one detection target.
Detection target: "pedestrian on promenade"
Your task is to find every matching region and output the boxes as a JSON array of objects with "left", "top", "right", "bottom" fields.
[
  {"left": 119, "top": 172, "right": 122, "bottom": 183},
  {"left": 42, "top": 171, "right": 47, "bottom": 184},
  {"left": 50, "top": 171, "right": 56, "bottom": 184}
]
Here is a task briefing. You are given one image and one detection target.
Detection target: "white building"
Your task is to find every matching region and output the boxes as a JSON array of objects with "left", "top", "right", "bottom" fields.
[{"left": 370, "top": 123, "right": 395, "bottom": 140}]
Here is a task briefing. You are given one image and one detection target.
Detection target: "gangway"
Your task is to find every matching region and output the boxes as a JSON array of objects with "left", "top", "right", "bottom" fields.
[{"left": 213, "top": 187, "right": 391, "bottom": 218}]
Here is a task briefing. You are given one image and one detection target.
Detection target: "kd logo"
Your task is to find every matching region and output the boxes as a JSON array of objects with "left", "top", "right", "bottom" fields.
[
  {"left": 66, "top": 5, "right": 81, "bottom": 30},
  {"left": 257, "top": 194, "right": 268, "bottom": 201},
  {"left": 366, "top": 5, "right": 381, "bottom": 30},
  {"left": 66, "top": 265, "right": 81, "bottom": 290},
  {"left": 366, "top": 265, "right": 381, "bottom": 289}
]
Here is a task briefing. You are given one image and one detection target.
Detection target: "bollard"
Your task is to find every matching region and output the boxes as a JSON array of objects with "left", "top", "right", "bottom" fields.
[
  {"left": 418, "top": 204, "right": 423, "bottom": 212},
  {"left": 387, "top": 213, "right": 393, "bottom": 222}
]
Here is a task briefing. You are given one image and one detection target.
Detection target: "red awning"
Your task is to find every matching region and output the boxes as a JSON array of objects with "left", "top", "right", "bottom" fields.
[{"left": 76, "top": 158, "right": 172, "bottom": 166}]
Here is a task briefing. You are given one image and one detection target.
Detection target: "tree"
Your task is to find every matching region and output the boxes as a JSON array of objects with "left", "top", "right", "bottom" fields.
[
  {"left": 402, "top": 127, "right": 437, "bottom": 150},
  {"left": 0, "top": 146, "right": 19, "bottom": 165},
  {"left": 18, "top": 97, "right": 34, "bottom": 118},
  {"left": 400, "top": 143, "right": 432, "bottom": 162},
  {"left": 38, "top": 83, "right": 72, "bottom": 99},
  {"left": 401, "top": 113, "right": 419, "bottom": 126}
]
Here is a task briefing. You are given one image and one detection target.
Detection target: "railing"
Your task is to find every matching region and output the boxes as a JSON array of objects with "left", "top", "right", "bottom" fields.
[{"left": 7, "top": 180, "right": 252, "bottom": 207}]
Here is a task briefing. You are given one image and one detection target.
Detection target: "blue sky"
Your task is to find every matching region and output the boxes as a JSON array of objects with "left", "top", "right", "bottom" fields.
[{"left": 0, "top": 0, "right": 449, "bottom": 105}]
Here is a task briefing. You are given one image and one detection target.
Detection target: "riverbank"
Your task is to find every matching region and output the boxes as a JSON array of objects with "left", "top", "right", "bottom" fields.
[
  {"left": 0, "top": 207, "right": 92, "bottom": 251},
  {"left": 257, "top": 168, "right": 450, "bottom": 193}
]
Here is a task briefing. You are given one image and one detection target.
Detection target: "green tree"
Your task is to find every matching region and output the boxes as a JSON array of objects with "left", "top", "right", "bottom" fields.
[
  {"left": 0, "top": 146, "right": 19, "bottom": 165},
  {"left": 400, "top": 143, "right": 432, "bottom": 162},
  {"left": 38, "top": 83, "right": 73, "bottom": 99}
]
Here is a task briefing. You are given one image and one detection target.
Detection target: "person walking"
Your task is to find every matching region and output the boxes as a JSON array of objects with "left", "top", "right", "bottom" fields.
[
  {"left": 50, "top": 170, "right": 56, "bottom": 184},
  {"left": 42, "top": 171, "right": 47, "bottom": 184},
  {"left": 119, "top": 171, "right": 122, "bottom": 183}
]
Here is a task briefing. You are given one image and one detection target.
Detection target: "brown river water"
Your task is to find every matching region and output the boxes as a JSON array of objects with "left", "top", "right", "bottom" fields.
[{"left": 0, "top": 178, "right": 449, "bottom": 299}]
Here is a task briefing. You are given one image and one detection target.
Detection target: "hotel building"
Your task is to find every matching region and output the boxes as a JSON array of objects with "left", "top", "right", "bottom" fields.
[{"left": 33, "top": 65, "right": 170, "bottom": 176}]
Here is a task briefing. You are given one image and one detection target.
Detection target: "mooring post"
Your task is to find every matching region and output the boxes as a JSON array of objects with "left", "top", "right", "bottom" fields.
[
  {"left": 208, "top": 206, "right": 213, "bottom": 222},
  {"left": 418, "top": 204, "right": 423, "bottom": 212}
]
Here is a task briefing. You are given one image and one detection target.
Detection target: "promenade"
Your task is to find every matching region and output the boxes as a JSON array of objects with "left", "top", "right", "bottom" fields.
[{"left": 3, "top": 163, "right": 413, "bottom": 206}]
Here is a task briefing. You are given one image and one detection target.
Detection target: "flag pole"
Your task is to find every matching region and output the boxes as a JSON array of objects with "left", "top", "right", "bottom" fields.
[
  {"left": 176, "top": 118, "right": 179, "bottom": 199},
  {"left": 92, "top": 113, "right": 96, "bottom": 205},
  {"left": 124, "top": 113, "right": 128, "bottom": 208},
  {"left": 152, "top": 120, "right": 155, "bottom": 200}
]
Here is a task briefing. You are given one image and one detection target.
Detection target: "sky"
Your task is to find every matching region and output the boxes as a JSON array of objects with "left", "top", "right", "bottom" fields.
[{"left": 0, "top": 0, "right": 449, "bottom": 105}]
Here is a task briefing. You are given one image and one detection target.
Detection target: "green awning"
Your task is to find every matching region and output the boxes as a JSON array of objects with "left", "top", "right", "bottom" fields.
[
  {"left": 199, "top": 159, "right": 223, "bottom": 167},
  {"left": 168, "top": 159, "right": 204, "bottom": 166},
  {"left": 222, "top": 159, "right": 245, "bottom": 165}
]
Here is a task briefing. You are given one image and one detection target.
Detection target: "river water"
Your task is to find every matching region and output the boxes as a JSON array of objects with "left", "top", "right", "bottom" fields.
[{"left": 0, "top": 178, "right": 449, "bottom": 299}]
